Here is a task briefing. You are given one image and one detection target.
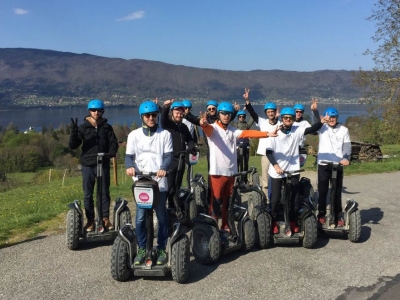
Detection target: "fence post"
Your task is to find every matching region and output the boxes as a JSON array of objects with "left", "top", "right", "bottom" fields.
[
  {"left": 49, "top": 169, "right": 52, "bottom": 182},
  {"left": 62, "top": 169, "right": 68, "bottom": 186}
]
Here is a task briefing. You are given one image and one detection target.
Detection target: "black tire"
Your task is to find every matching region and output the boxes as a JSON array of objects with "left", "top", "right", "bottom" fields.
[
  {"left": 66, "top": 209, "right": 81, "bottom": 250},
  {"left": 302, "top": 215, "right": 318, "bottom": 249},
  {"left": 119, "top": 209, "right": 132, "bottom": 229},
  {"left": 111, "top": 236, "right": 134, "bottom": 281},
  {"left": 248, "top": 191, "right": 263, "bottom": 221},
  {"left": 187, "top": 197, "right": 198, "bottom": 226},
  {"left": 192, "top": 223, "right": 221, "bottom": 264},
  {"left": 171, "top": 234, "right": 190, "bottom": 283},
  {"left": 193, "top": 183, "right": 207, "bottom": 214},
  {"left": 241, "top": 219, "right": 255, "bottom": 252},
  {"left": 348, "top": 209, "right": 361, "bottom": 242},
  {"left": 255, "top": 212, "right": 272, "bottom": 249}
]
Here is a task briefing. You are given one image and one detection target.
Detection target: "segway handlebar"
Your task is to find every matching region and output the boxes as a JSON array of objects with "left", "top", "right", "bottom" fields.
[
  {"left": 232, "top": 167, "right": 256, "bottom": 178},
  {"left": 283, "top": 169, "right": 304, "bottom": 175},
  {"left": 320, "top": 160, "right": 341, "bottom": 166},
  {"left": 135, "top": 171, "right": 159, "bottom": 176}
]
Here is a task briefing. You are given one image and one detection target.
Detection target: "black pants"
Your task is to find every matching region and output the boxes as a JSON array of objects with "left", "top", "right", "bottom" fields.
[
  {"left": 270, "top": 175, "right": 300, "bottom": 221},
  {"left": 167, "top": 159, "right": 185, "bottom": 208},
  {"left": 237, "top": 146, "right": 250, "bottom": 173},
  {"left": 318, "top": 164, "right": 344, "bottom": 217},
  {"left": 81, "top": 165, "right": 111, "bottom": 219}
]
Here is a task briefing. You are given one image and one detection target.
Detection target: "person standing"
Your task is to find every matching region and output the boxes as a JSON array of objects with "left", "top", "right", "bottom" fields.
[
  {"left": 234, "top": 110, "right": 254, "bottom": 173},
  {"left": 69, "top": 99, "right": 118, "bottom": 232},
  {"left": 293, "top": 103, "right": 311, "bottom": 148}
]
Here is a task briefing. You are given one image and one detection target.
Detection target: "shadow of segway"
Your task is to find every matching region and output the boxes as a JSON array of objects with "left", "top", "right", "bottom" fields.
[{"left": 360, "top": 207, "right": 384, "bottom": 225}]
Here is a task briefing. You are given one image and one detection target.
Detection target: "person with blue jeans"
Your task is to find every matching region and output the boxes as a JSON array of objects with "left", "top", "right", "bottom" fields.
[
  {"left": 69, "top": 99, "right": 118, "bottom": 232},
  {"left": 125, "top": 101, "right": 173, "bottom": 265}
]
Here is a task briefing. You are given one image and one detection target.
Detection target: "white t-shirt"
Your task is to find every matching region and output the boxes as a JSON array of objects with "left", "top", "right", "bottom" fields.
[
  {"left": 182, "top": 118, "right": 195, "bottom": 138},
  {"left": 293, "top": 119, "right": 311, "bottom": 147},
  {"left": 255, "top": 117, "right": 281, "bottom": 156},
  {"left": 126, "top": 127, "right": 173, "bottom": 192},
  {"left": 317, "top": 123, "right": 351, "bottom": 164},
  {"left": 265, "top": 126, "right": 306, "bottom": 178},
  {"left": 208, "top": 123, "right": 243, "bottom": 176}
]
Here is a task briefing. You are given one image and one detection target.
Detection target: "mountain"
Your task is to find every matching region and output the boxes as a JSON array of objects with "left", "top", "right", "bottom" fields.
[{"left": 0, "top": 48, "right": 361, "bottom": 108}]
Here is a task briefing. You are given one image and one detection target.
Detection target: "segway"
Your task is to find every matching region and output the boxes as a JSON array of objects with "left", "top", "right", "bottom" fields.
[
  {"left": 236, "top": 142, "right": 260, "bottom": 186},
  {"left": 271, "top": 170, "right": 318, "bottom": 249},
  {"left": 317, "top": 161, "right": 361, "bottom": 242},
  {"left": 191, "top": 171, "right": 256, "bottom": 265},
  {"left": 66, "top": 153, "right": 131, "bottom": 250},
  {"left": 111, "top": 171, "right": 190, "bottom": 283}
]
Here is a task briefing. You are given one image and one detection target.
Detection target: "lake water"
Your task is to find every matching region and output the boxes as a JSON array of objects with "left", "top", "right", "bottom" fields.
[{"left": 0, "top": 103, "right": 369, "bottom": 133}]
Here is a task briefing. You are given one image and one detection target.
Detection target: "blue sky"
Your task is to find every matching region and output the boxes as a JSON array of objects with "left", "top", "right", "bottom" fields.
[{"left": 0, "top": 0, "right": 377, "bottom": 72}]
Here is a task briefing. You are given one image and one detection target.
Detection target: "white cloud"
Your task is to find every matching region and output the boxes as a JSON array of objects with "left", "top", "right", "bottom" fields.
[
  {"left": 13, "top": 8, "right": 28, "bottom": 15},
  {"left": 116, "top": 10, "right": 145, "bottom": 21}
]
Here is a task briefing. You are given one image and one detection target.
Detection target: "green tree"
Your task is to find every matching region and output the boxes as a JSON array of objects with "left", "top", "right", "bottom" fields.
[{"left": 355, "top": 0, "right": 400, "bottom": 144}]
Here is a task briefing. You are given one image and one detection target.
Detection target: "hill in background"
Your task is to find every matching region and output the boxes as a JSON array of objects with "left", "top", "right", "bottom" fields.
[{"left": 0, "top": 48, "right": 361, "bottom": 108}]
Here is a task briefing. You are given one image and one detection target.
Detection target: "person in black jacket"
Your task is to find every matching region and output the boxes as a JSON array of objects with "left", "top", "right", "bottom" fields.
[
  {"left": 161, "top": 100, "right": 196, "bottom": 209},
  {"left": 69, "top": 99, "right": 118, "bottom": 232}
]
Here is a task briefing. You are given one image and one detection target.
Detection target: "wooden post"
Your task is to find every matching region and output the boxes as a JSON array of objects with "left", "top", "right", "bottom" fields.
[
  {"left": 49, "top": 168, "right": 52, "bottom": 182},
  {"left": 112, "top": 157, "right": 118, "bottom": 186}
]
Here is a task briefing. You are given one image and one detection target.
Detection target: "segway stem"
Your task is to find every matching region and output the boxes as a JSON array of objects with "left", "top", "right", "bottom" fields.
[{"left": 96, "top": 153, "right": 105, "bottom": 233}]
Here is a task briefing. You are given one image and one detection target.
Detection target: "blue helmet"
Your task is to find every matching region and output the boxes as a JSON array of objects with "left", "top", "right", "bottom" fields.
[
  {"left": 217, "top": 102, "right": 234, "bottom": 114},
  {"left": 237, "top": 110, "right": 246, "bottom": 117},
  {"left": 324, "top": 107, "right": 339, "bottom": 118},
  {"left": 206, "top": 100, "right": 218, "bottom": 108},
  {"left": 293, "top": 103, "right": 305, "bottom": 111},
  {"left": 171, "top": 101, "right": 184, "bottom": 111},
  {"left": 139, "top": 101, "right": 159, "bottom": 116},
  {"left": 87, "top": 99, "right": 104, "bottom": 110},
  {"left": 280, "top": 107, "right": 296, "bottom": 117},
  {"left": 182, "top": 99, "right": 192, "bottom": 108},
  {"left": 264, "top": 102, "right": 277, "bottom": 111}
]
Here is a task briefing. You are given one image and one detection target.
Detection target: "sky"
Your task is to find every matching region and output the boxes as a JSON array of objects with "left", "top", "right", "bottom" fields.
[{"left": 0, "top": 0, "right": 378, "bottom": 72}]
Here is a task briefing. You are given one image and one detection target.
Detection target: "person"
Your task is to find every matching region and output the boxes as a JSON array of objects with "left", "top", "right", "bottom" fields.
[
  {"left": 311, "top": 104, "right": 351, "bottom": 226},
  {"left": 69, "top": 99, "right": 118, "bottom": 232},
  {"left": 293, "top": 103, "right": 311, "bottom": 148},
  {"left": 234, "top": 110, "right": 254, "bottom": 173},
  {"left": 243, "top": 88, "right": 280, "bottom": 199},
  {"left": 199, "top": 101, "right": 278, "bottom": 232},
  {"left": 181, "top": 99, "right": 199, "bottom": 144},
  {"left": 161, "top": 100, "right": 196, "bottom": 209},
  {"left": 125, "top": 100, "right": 173, "bottom": 265},
  {"left": 265, "top": 107, "right": 329, "bottom": 234}
]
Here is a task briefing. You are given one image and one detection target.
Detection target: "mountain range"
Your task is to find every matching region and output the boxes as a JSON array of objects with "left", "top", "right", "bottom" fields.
[{"left": 0, "top": 48, "right": 362, "bottom": 108}]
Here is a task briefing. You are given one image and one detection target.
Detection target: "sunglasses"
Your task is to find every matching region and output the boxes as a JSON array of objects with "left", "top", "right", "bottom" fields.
[
  {"left": 295, "top": 111, "right": 303, "bottom": 113},
  {"left": 282, "top": 116, "right": 294, "bottom": 121},
  {"left": 219, "top": 111, "right": 232, "bottom": 116},
  {"left": 207, "top": 107, "right": 216, "bottom": 111},
  {"left": 238, "top": 115, "right": 245, "bottom": 118},
  {"left": 89, "top": 109, "right": 104, "bottom": 113},
  {"left": 143, "top": 113, "right": 158, "bottom": 119}
]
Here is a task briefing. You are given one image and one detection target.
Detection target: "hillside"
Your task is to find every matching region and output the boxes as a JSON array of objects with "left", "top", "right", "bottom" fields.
[{"left": 0, "top": 48, "right": 362, "bottom": 108}]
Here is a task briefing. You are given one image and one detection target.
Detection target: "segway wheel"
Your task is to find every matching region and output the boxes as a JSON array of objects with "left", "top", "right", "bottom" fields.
[
  {"left": 348, "top": 209, "right": 361, "bottom": 243},
  {"left": 171, "top": 234, "right": 190, "bottom": 283},
  {"left": 119, "top": 208, "right": 132, "bottom": 229},
  {"left": 66, "top": 209, "right": 81, "bottom": 250},
  {"left": 192, "top": 223, "right": 221, "bottom": 264},
  {"left": 248, "top": 191, "right": 263, "bottom": 221},
  {"left": 187, "top": 196, "right": 198, "bottom": 227},
  {"left": 302, "top": 215, "right": 317, "bottom": 249},
  {"left": 241, "top": 219, "right": 255, "bottom": 252},
  {"left": 111, "top": 236, "right": 134, "bottom": 281},
  {"left": 193, "top": 182, "right": 207, "bottom": 214},
  {"left": 255, "top": 212, "right": 272, "bottom": 249}
]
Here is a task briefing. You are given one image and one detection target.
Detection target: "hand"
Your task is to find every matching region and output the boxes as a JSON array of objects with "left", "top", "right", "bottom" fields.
[
  {"left": 340, "top": 159, "right": 350, "bottom": 166},
  {"left": 274, "top": 164, "right": 284, "bottom": 175},
  {"left": 199, "top": 111, "right": 208, "bottom": 126},
  {"left": 187, "top": 147, "right": 197, "bottom": 156},
  {"left": 163, "top": 99, "right": 174, "bottom": 107},
  {"left": 275, "top": 107, "right": 280, "bottom": 120},
  {"left": 243, "top": 88, "right": 250, "bottom": 103},
  {"left": 156, "top": 169, "right": 167, "bottom": 178},
  {"left": 234, "top": 102, "right": 240, "bottom": 111},
  {"left": 153, "top": 97, "right": 159, "bottom": 105},
  {"left": 126, "top": 167, "right": 136, "bottom": 177},
  {"left": 70, "top": 117, "right": 78, "bottom": 132},
  {"left": 311, "top": 98, "right": 318, "bottom": 110},
  {"left": 266, "top": 127, "right": 279, "bottom": 137},
  {"left": 243, "top": 106, "right": 247, "bottom": 110},
  {"left": 320, "top": 113, "right": 329, "bottom": 123}
]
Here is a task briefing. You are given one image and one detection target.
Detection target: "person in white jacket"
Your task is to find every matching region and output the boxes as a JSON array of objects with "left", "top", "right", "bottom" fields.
[{"left": 311, "top": 103, "right": 351, "bottom": 227}]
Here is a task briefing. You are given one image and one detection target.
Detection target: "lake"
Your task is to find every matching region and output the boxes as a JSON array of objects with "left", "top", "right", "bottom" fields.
[{"left": 0, "top": 103, "right": 369, "bottom": 133}]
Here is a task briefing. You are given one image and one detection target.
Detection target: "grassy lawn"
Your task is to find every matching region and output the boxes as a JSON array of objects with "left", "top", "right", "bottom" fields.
[{"left": 1, "top": 145, "right": 400, "bottom": 247}]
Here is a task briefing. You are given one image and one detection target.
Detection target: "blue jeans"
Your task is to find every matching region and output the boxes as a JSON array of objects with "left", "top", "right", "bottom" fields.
[{"left": 135, "top": 191, "right": 168, "bottom": 250}]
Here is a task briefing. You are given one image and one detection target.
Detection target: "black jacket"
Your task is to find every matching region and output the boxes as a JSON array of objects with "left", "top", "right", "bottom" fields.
[
  {"left": 161, "top": 106, "right": 195, "bottom": 159},
  {"left": 69, "top": 116, "right": 118, "bottom": 166}
]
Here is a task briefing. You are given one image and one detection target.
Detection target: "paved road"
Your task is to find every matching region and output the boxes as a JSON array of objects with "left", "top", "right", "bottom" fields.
[{"left": 1, "top": 172, "right": 399, "bottom": 300}]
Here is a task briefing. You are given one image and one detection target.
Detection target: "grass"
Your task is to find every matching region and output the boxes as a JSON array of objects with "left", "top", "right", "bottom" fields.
[{"left": 1, "top": 145, "right": 400, "bottom": 247}]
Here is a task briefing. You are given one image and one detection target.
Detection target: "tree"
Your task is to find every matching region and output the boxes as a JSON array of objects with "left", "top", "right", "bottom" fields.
[{"left": 355, "top": 0, "right": 400, "bottom": 144}]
